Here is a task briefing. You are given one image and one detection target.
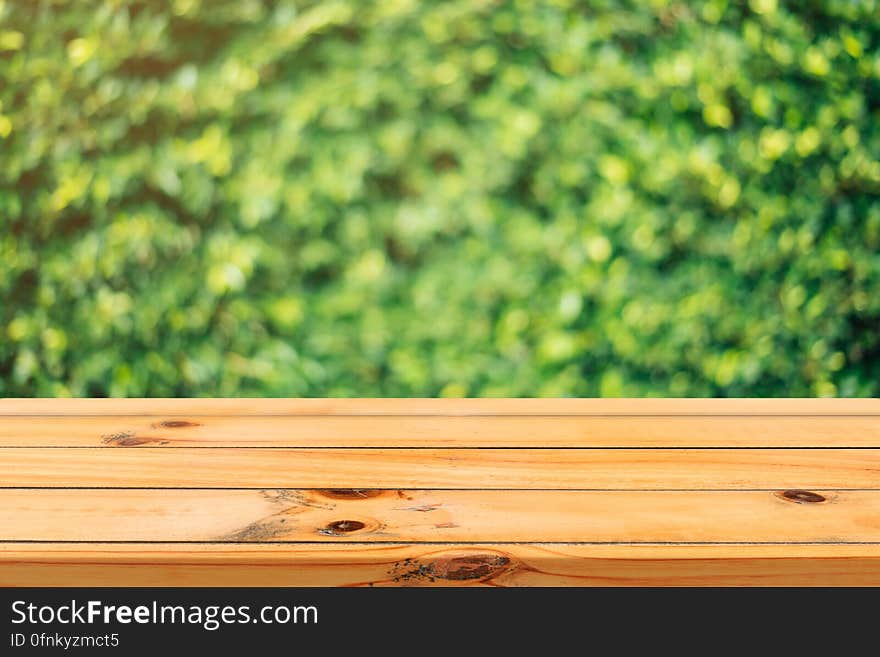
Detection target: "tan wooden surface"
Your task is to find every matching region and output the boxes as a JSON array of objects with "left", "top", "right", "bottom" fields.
[
  {"left": 3, "top": 414, "right": 880, "bottom": 447},
  {"left": 3, "top": 448, "right": 880, "bottom": 488},
  {"left": 1, "top": 398, "right": 879, "bottom": 586},
  {"left": 1, "top": 397, "right": 878, "bottom": 415},
  {"left": 3, "top": 543, "right": 880, "bottom": 587},
  {"left": 3, "top": 489, "right": 879, "bottom": 542}
]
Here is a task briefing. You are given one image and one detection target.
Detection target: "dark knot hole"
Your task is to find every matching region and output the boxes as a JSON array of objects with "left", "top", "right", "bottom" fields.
[
  {"left": 779, "top": 489, "right": 826, "bottom": 504},
  {"left": 325, "top": 520, "right": 366, "bottom": 533}
]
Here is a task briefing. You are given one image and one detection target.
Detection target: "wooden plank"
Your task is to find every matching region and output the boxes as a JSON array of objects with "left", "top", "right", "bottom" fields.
[
  {"left": 3, "top": 399, "right": 878, "bottom": 586},
  {"left": 2, "top": 414, "right": 880, "bottom": 447},
  {"left": 2, "top": 489, "right": 879, "bottom": 543},
  {"left": 2, "top": 398, "right": 879, "bottom": 416},
  {"left": 2, "top": 448, "right": 880, "bottom": 488},
  {"left": 2, "top": 543, "right": 880, "bottom": 586}
]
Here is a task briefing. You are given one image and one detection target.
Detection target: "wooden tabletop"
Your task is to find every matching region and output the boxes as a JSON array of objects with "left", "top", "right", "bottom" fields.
[{"left": 2, "top": 398, "right": 879, "bottom": 586}]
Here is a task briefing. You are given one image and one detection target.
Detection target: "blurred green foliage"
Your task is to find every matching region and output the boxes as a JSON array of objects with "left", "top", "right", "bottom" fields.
[{"left": 1, "top": 0, "right": 879, "bottom": 397}]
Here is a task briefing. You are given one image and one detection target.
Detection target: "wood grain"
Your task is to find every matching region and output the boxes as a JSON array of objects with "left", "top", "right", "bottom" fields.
[
  {"left": 2, "top": 488, "right": 878, "bottom": 543},
  {"left": 4, "top": 399, "right": 880, "bottom": 586},
  {"left": 2, "top": 398, "right": 879, "bottom": 416},
  {"left": 2, "top": 543, "right": 880, "bottom": 586},
  {"left": 2, "top": 448, "right": 879, "bottom": 488},
  {"left": 2, "top": 414, "right": 880, "bottom": 447}
]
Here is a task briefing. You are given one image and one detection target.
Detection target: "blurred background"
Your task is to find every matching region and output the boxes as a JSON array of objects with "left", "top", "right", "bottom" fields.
[{"left": 1, "top": 0, "right": 878, "bottom": 397}]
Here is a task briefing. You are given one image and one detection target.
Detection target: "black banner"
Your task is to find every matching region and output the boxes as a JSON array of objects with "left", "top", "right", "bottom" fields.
[{"left": 0, "top": 587, "right": 874, "bottom": 654}]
